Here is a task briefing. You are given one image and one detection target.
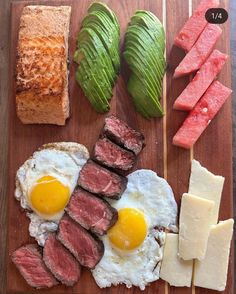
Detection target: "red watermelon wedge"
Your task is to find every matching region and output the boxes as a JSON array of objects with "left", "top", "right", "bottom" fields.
[{"left": 173, "top": 81, "right": 232, "bottom": 149}]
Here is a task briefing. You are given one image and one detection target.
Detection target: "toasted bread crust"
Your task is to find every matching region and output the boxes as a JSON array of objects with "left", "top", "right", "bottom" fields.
[{"left": 16, "top": 6, "right": 71, "bottom": 125}]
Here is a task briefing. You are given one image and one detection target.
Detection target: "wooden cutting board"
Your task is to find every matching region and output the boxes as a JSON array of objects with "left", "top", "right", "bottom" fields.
[{"left": 7, "top": 0, "right": 233, "bottom": 293}]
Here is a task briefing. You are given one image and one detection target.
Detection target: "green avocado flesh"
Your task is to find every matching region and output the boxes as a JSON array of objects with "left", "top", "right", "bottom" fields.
[
  {"left": 74, "top": 2, "right": 120, "bottom": 113},
  {"left": 124, "top": 10, "right": 166, "bottom": 118}
]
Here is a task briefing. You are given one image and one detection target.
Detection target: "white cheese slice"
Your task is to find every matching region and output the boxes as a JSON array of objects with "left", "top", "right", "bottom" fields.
[
  {"left": 179, "top": 193, "right": 214, "bottom": 260},
  {"left": 160, "top": 233, "right": 193, "bottom": 287},
  {"left": 189, "top": 159, "right": 224, "bottom": 224},
  {"left": 194, "top": 219, "right": 234, "bottom": 291}
]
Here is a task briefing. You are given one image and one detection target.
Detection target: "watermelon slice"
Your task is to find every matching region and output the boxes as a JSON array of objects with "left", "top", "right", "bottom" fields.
[
  {"left": 173, "top": 50, "right": 228, "bottom": 111},
  {"left": 174, "top": 0, "right": 220, "bottom": 52},
  {"left": 174, "top": 24, "right": 222, "bottom": 78},
  {"left": 173, "top": 81, "right": 232, "bottom": 149}
]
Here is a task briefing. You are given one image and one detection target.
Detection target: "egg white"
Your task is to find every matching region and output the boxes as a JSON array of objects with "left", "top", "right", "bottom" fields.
[
  {"left": 15, "top": 142, "right": 89, "bottom": 245},
  {"left": 93, "top": 229, "right": 165, "bottom": 290},
  {"left": 109, "top": 169, "right": 178, "bottom": 230},
  {"left": 92, "top": 169, "right": 178, "bottom": 290}
]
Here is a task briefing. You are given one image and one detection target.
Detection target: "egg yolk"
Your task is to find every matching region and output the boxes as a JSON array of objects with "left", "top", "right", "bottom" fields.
[
  {"left": 108, "top": 208, "right": 147, "bottom": 251},
  {"left": 30, "top": 176, "right": 70, "bottom": 215}
]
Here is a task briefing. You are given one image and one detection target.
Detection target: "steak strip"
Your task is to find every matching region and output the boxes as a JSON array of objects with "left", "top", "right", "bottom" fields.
[
  {"left": 92, "top": 137, "right": 136, "bottom": 171},
  {"left": 66, "top": 188, "right": 118, "bottom": 235},
  {"left": 78, "top": 160, "right": 127, "bottom": 199},
  {"left": 103, "top": 115, "right": 145, "bottom": 155},
  {"left": 12, "top": 244, "right": 58, "bottom": 289},
  {"left": 43, "top": 233, "right": 81, "bottom": 286},
  {"left": 57, "top": 214, "right": 104, "bottom": 269}
]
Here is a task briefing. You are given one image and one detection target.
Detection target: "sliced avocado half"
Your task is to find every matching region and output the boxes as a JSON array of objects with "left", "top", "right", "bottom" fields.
[
  {"left": 128, "top": 74, "right": 163, "bottom": 118},
  {"left": 88, "top": 2, "right": 120, "bottom": 32},
  {"left": 77, "top": 28, "right": 116, "bottom": 83},
  {"left": 82, "top": 13, "right": 120, "bottom": 72}
]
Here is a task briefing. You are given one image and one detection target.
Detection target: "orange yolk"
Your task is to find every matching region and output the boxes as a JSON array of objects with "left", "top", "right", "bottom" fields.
[
  {"left": 108, "top": 208, "right": 147, "bottom": 251},
  {"left": 29, "top": 175, "right": 70, "bottom": 216}
]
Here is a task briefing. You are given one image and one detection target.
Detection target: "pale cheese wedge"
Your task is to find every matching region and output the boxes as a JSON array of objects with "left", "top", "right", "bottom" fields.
[
  {"left": 160, "top": 233, "right": 193, "bottom": 287},
  {"left": 189, "top": 160, "right": 224, "bottom": 224},
  {"left": 179, "top": 193, "right": 214, "bottom": 260},
  {"left": 194, "top": 219, "right": 234, "bottom": 291}
]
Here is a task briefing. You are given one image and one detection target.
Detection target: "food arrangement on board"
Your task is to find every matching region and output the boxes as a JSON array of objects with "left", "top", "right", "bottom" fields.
[{"left": 8, "top": 0, "right": 233, "bottom": 293}]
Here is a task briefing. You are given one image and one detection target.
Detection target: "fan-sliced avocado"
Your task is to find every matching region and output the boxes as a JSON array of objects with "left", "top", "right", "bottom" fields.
[
  {"left": 88, "top": 2, "right": 120, "bottom": 32},
  {"left": 125, "top": 47, "right": 165, "bottom": 89},
  {"left": 124, "top": 29, "right": 165, "bottom": 91},
  {"left": 82, "top": 10, "right": 120, "bottom": 46},
  {"left": 130, "top": 76, "right": 163, "bottom": 118},
  {"left": 83, "top": 10, "right": 119, "bottom": 42},
  {"left": 130, "top": 13, "right": 165, "bottom": 51},
  {"left": 124, "top": 10, "right": 166, "bottom": 118},
  {"left": 76, "top": 67, "right": 109, "bottom": 113},
  {"left": 78, "top": 48, "right": 112, "bottom": 100},
  {"left": 123, "top": 49, "right": 162, "bottom": 99},
  {"left": 126, "top": 24, "right": 165, "bottom": 65},
  {"left": 82, "top": 13, "right": 120, "bottom": 73},
  {"left": 77, "top": 62, "right": 111, "bottom": 112},
  {"left": 125, "top": 25, "right": 165, "bottom": 63},
  {"left": 77, "top": 47, "right": 113, "bottom": 99},
  {"left": 125, "top": 39, "right": 165, "bottom": 79},
  {"left": 74, "top": 2, "right": 120, "bottom": 113},
  {"left": 77, "top": 28, "right": 116, "bottom": 83},
  {"left": 135, "top": 11, "right": 164, "bottom": 30},
  {"left": 75, "top": 42, "right": 114, "bottom": 92},
  {"left": 135, "top": 10, "right": 165, "bottom": 35},
  {"left": 128, "top": 74, "right": 163, "bottom": 118},
  {"left": 78, "top": 60, "right": 111, "bottom": 104}
]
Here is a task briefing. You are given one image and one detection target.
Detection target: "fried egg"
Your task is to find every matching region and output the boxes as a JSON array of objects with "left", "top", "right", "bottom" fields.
[
  {"left": 92, "top": 169, "right": 178, "bottom": 290},
  {"left": 15, "top": 142, "right": 89, "bottom": 245}
]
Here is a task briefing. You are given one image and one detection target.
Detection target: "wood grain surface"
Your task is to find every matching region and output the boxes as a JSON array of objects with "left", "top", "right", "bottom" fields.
[{"left": 0, "top": 0, "right": 234, "bottom": 293}]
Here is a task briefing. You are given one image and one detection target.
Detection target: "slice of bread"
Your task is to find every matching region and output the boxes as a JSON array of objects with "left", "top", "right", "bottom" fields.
[{"left": 16, "top": 6, "right": 71, "bottom": 125}]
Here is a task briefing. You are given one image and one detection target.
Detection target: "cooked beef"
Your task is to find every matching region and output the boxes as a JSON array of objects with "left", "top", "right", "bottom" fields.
[
  {"left": 11, "top": 244, "right": 58, "bottom": 289},
  {"left": 78, "top": 160, "right": 127, "bottom": 199},
  {"left": 92, "top": 137, "right": 136, "bottom": 171},
  {"left": 57, "top": 215, "right": 104, "bottom": 269},
  {"left": 43, "top": 233, "right": 81, "bottom": 286},
  {"left": 66, "top": 188, "right": 118, "bottom": 235},
  {"left": 103, "top": 115, "right": 145, "bottom": 155}
]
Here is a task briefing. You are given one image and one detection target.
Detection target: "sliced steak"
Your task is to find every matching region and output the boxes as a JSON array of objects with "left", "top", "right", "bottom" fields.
[
  {"left": 93, "top": 137, "right": 136, "bottom": 171},
  {"left": 78, "top": 160, "right": 127, "bottom": 199},
  {"left": 103, "top": 115, "right": 145, "bottom": 155},
  {"left": 11, "top": 244, "right": 58, "bottom": 289},
  {"left": 66, "top": 188, "right": 118, "bottom": 235},
  {"left": 43, "top": 233, "right": 81, "bottom": 286},
  {"left": 57, "top": 215, "right": 104, "bottom": 269}
]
